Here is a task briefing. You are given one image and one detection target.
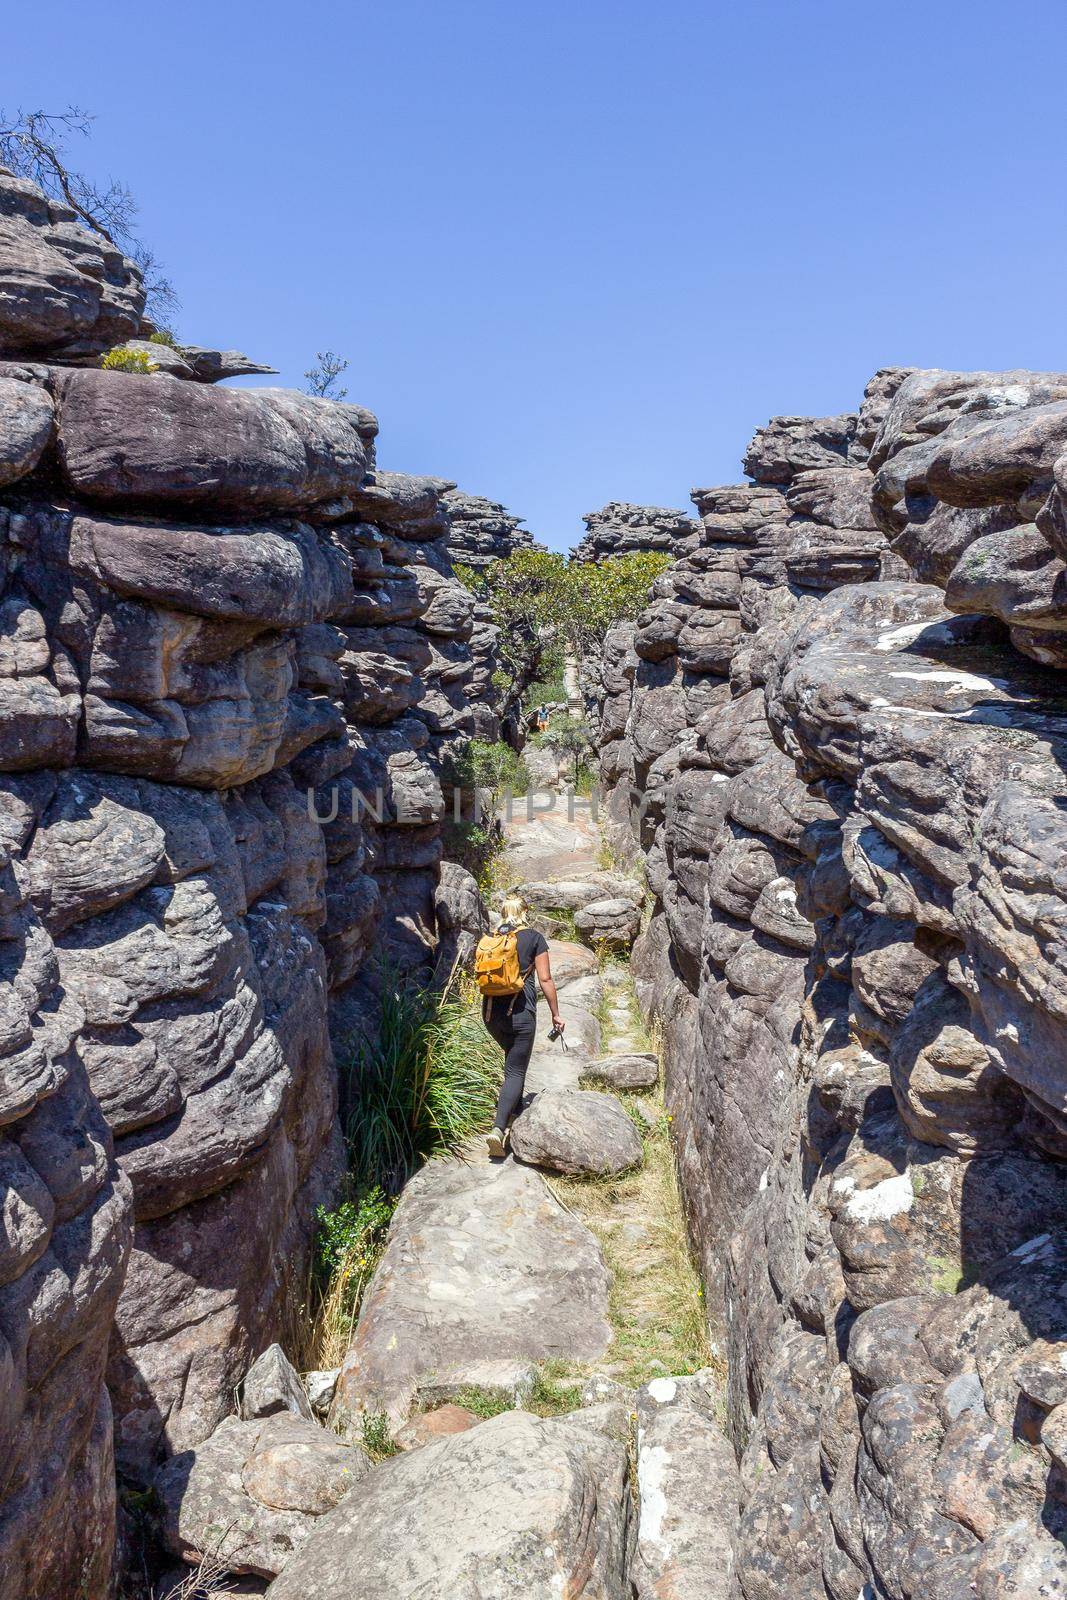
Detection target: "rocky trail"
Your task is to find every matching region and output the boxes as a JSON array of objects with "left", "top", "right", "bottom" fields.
[{"left": 154, "top": 785, "right": 732, "bottom": 1598}]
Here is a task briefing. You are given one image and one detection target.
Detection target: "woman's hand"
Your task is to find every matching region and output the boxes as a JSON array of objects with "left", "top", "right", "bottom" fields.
[{"left": 551, "top": 1014, "right": 565, "bottom": 1032}]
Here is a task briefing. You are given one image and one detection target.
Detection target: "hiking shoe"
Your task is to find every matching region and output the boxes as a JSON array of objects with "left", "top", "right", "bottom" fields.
[{"left": 487, "top": 1128, "right": 507, "bottom": 1160}]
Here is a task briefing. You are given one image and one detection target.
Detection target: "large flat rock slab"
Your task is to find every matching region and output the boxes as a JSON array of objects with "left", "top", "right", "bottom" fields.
[
  {"left": 331, "top": 1156, "right": 612, "bottom": 1423},
  {"left": 268, "top": 1405, "right": 634, "bottom": 1600},
  {"left": 499, "top": 795, "right": 600, "bottom": 881}
]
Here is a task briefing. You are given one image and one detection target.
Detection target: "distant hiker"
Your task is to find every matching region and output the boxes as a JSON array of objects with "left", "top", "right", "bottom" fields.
[{"left": 474, "top": 892, "right": 565, "bottom": 1159}]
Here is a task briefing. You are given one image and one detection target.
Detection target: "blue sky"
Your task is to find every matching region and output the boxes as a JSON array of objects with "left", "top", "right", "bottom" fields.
[{"left": 8, "top": 0, "right": 1067, "bottom": 551}]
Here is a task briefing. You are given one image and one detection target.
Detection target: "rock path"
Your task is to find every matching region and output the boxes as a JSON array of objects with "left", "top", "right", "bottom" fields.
[{"left": 169, "top": 789, "right": 735, "bottom": 1596}]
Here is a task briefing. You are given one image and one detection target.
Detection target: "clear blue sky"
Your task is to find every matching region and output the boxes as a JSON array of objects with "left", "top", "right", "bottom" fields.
[{"left": 9, "top": 0, "right": 1067, "bottom": 551}]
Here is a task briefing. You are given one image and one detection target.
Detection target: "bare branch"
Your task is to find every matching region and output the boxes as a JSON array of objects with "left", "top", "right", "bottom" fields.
[{"left": 0, "top": 105, "right": 179, "bottom": 322}]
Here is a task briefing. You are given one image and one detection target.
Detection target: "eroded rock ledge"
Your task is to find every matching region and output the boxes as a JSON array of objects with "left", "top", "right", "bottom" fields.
[{"left": 592, "top": 366, "right": 1067, "bottom": 1598}]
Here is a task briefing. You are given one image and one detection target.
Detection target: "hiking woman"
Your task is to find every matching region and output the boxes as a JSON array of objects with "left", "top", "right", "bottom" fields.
[{"left": 482, "top": 892, "right": 565, "bottom": 1159}]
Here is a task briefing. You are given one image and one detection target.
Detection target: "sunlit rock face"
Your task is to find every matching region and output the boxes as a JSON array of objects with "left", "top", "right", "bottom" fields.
[
  {"left": 0, "top": 171, "right": 490, "bottom": 1595},
  {"left": 572, "top": 500, "right": 698, "bottom": 564},
  {"left": 591, "top": 366, "right": 1067, "bottom": 1598},
  {"left": 0, "top": 166, "right": 145, "bottom": 360}
]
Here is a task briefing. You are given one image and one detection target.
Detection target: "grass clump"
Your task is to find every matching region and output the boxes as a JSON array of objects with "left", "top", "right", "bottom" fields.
[
  {"left": 438, "top": 1361, "right": 585, "bottom": 1422},
  {"left": 338, "top": 975, "right": 501, "bottom": 1195},
  {"left": 445, "top": 1385, "right": 512, "bottom": 1420},
  {"left": 526, "top": 1361, "right": 585, "bottom": 1416},
  {"left": 147, "top": 327, "right": 179, "bottom": 346},
  {"left": 298, "top": 971, "right": 502, "bottom": 1370},
  {"left": 360, "top": 1412, "right": 400, "bottom": 1461},
  {"left": 101, "top": 345, "right": 156, "bottom": 373}
]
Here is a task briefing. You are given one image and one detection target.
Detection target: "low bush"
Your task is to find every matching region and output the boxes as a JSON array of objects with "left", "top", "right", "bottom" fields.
[
  {"left": 101, "top": 345, "right": 156, "bottom": 374},
  {"left": 452, "top": 738, "right": 530, "bottom": 797}
]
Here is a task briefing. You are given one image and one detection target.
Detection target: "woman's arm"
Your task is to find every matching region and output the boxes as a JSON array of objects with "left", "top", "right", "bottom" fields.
[{"left": 534, "top": 951, "right": 564, "bottom": 1030}]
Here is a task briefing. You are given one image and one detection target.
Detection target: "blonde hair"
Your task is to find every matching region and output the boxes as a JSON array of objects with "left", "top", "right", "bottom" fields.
[{"left": 499, "top": 892, "right": 530, "bottom": 925}]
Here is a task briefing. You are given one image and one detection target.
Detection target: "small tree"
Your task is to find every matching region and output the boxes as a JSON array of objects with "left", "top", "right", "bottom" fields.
[
  {"left": 304, "top": 350, "right": 349, "bottom": 400},
  {"left": 0, "top": 105, "right": 177, "bottom": 323},
  {"left": 536, "top": 714, "right": 592, "bottom": 785}
]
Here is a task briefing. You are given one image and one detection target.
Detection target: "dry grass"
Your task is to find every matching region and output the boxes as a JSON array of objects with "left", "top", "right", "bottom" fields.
[
  {"left": 161, "top": 1540, "right": 241, "bottom": 1598},
  {"left": 547, "top": 967, "right": 714, "bottom": 1392},
  {"left": 547, "top": 1110, "right": 712, "bottom": 1390}
]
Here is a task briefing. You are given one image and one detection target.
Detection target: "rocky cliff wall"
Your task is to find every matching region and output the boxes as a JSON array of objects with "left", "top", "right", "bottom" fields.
[
  {"left": 0, "top": 169, "right": 486, "bottom": 1597},
  {"left": 592, "top": 368, "right": 1067, "bottom": 1597}
]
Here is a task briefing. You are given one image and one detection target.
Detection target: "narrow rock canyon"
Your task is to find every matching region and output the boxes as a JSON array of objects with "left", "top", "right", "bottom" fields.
[{"left": 2, "top": 162, "right": 1067, "bottom": 1599}]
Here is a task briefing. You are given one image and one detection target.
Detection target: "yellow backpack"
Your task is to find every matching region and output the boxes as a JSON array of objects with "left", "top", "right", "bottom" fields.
[{"left": 474, "top": 926, "right": 531, "bottom": 997}]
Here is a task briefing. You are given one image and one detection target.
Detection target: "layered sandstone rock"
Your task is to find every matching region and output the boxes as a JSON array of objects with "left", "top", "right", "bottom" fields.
[
  {"left": 573, "top": 500, "right": 698, "bottom": 563},
  {"left": 0, "top": 167, "right": 144, "bottom": 360},
  {"left": 592, "top": 366, "right": 1067, "bottom": 1598},
  {"left": 441, "top": 487, "right": 538, "bottom": 570},
  {"left": 0, "top": 170, "right": 488, "bottom": 1595}
]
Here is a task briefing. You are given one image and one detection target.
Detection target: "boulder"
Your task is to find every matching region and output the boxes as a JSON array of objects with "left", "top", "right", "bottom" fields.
[
  {"left": 0, "top": 373, "right": 53, "bottom": 484},
  {"left": 511, "top": 1088, "right": 644, "bottom": 1177},
  {"left": 240, "top": 1344, "right": 313, "bottom": 1423},
  {"left": 331, "top": 1156, "right": 612, "bottom": 1423},
  {"left": 582, "top": 1052, "right": 660, "bottom": 1090},
  {"left": 267, "top": 1405, "right": 635, "bottom": 1600},
  {"left": 50, "top": 368, "right": 376, "bottom": 513},
  {"left": 303, "top": 1369, "right": 340, "bottom": 1420},
  {"left": 523, "top": 872, "right": 639, "bottom": 913},
  {"left": 180, "top": 344, "right": 278, "bottom": 383},
  {"left": 546, "top": 938, "right": 600, "bottom": 987},
  {"left": 574, "top": 896, "right": 642, "bottom": 947},
  {"left": 157, "top": 1412, "right": 371, "bottom": 1579},
  {"left": 395, "top": 1404, "right": 482, "bottom": 1450}
]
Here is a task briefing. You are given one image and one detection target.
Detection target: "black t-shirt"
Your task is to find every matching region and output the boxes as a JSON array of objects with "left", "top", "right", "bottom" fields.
[{"left": 492, "top": 924, "right": 548, "bottom": 1014}]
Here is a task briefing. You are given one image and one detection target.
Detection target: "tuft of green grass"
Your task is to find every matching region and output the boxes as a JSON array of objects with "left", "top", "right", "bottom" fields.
[
  {"left": 147, "top": 327, "right": 179, "bottom": 346},
  {"left": 444, "top": 1386, "right": 512, "bottom": 1420},
  {"left": 361, "top": 1412, "right": 400, "bottom": 1462},
  {"left": 525, "top": 1361, "right": 585, "bottom": 1416},
  {"left": 537, "top": 905, "right": 582, "bottom": 943},
  {"left": 337, "top": 972, "right": 500, "bottom": 1197}
]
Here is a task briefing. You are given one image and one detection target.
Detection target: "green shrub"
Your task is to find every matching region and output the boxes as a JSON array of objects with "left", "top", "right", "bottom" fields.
[
  {"left": 308, "top": 1186, "right": 395, "bottom": 1366},
  {"left": 523, "top": 643, "right": 568, "bottom": 709},
  {"left": 338, "top": 975, "right": 501, "bottom": 1195},
  {"left": 101, "top": 345, "right": 156, "bottom": 374},
  {"left": 147, "top": 328, "right": 179, "bottom": 346},
  {"left": 315, "top": 1186, "right": 395, "bottom": 1280},
  {"left": 452, "top": 738, "right": 530, "bottom": 796}
]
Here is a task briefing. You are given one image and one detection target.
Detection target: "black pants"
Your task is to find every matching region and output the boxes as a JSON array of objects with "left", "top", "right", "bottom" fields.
[{"left": 484, "top": 999, "right": 537, "bottom": 1130}]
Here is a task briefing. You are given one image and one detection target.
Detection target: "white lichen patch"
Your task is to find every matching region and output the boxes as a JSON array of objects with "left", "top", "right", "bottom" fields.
[
  {"left": 646, "top": 1377, "right": 678, "bottom": 1405},
  {"left": 1010, "top": 1233, "right": 1055, "bottom": 1263},
  {"left": 888, "top": 668, "right": 1009, "bottom": 694},
  {"left": 637, "top": 1440, "right": 673, "bottom": 1551},
  {"left": 833, "top": 1172, "right": 914, "bottom": 1225}
]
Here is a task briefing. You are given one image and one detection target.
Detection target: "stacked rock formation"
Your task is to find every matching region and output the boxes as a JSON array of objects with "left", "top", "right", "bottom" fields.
[
  {"left": 439, "top": 487, "right": 544, "bottom": 741},
  {"left": 572, "top": 500, "right": 698, "bottom": 563},
  {"left": 592, "top": 367, "right": 1067, "bottom": 1596},
  {"left": 440, "top": 488, "right": 537, "bottom": 571},
  {"left": 0, "top": 171, "right": 484, "bottom": 1597}
]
